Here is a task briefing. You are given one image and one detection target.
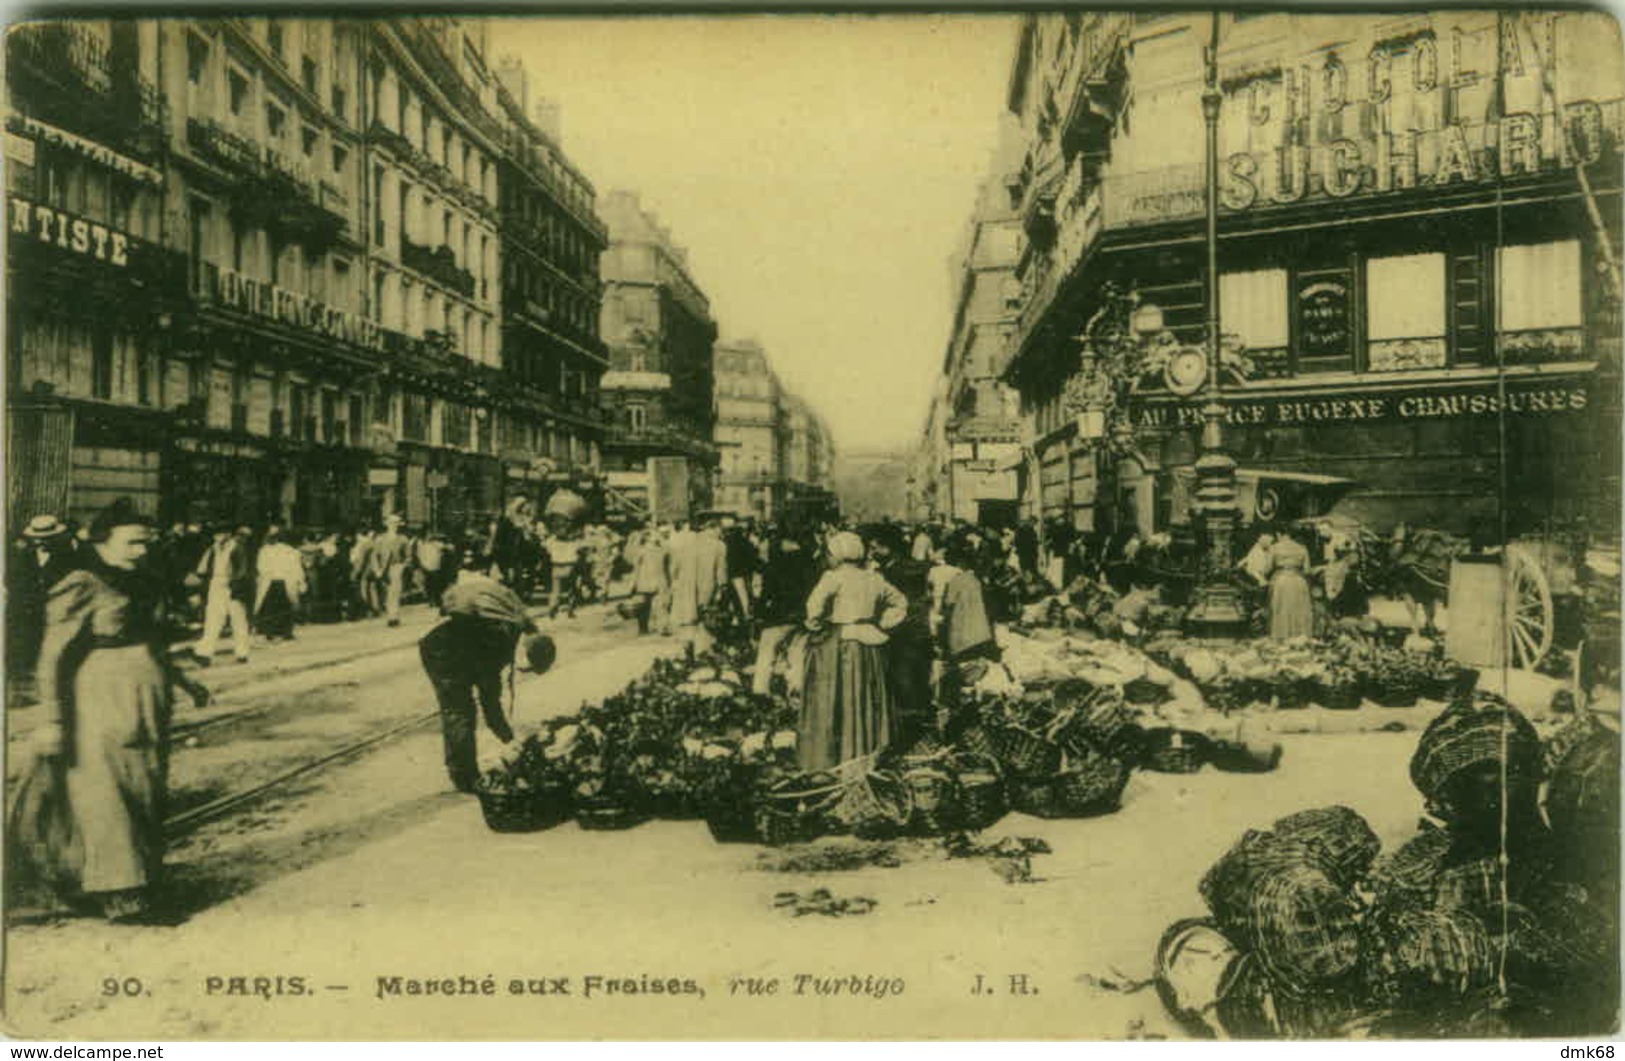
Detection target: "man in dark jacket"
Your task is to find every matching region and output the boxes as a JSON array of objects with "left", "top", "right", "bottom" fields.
[
  {"left": 863, "top": 522, "right": 935, "bottom": 744},
  {"left": 420, "top": 553, "right": 544, "bottom": 792}
]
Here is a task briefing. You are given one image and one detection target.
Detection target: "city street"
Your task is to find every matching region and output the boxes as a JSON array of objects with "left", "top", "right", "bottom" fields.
[{"left": 2, "top": 619, "right": 1473, "bottom": 1042}]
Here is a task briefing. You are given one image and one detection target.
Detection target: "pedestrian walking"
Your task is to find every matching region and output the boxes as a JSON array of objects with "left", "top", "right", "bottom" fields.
[
  {"left": 628, "top": 525, "right": 669, "bottom": 635},
  {"left": 30, "top": 498, "right": 209, "bottom": 922},
  {"left": 350, "top": 528, "right": 379, "bottom": 617},
  {"left": 372, "top": 514, "right": 413, "bottom": 626},
  {"left": 418, "top": 531, "right": 454, "bottom": 609},
  {"left": 7, "top": 515, "right": 79, "bottom": 696},
  {"left": 418, "top": 554, "right": 549, "bottom": 792},
  {"left": 193, "top": 526, "right": 252, "bottom": 665},
  {"left": 667, "top": 515, "right": 728, "bottom": 652},
  {"left": 253, "top": 528, "right": 306, "bottom": 641}
]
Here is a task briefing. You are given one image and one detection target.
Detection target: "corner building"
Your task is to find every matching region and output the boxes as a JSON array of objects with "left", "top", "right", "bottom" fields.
[{"left": 1003, "top": 11, "right": 1623, "bottom": 538}]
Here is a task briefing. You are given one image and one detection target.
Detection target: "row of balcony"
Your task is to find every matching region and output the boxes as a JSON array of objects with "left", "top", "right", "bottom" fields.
[
  {"left": 499, "top": 208, "right": 602, "bottom": 290},
  {"left": 7, "top": 22, "right": 168, "bottom": 160},
  {"left": 186, "top": 118, "right": 350, "bottom": 245},
  {"left": 498, "top": 130, "right": 607, "bottom": 241},
  {"left": 400, "top": 236, "right": 477, "bottom": 298},
  {"left": 364, "top": 119, "right": 497, "bottom": 226}
]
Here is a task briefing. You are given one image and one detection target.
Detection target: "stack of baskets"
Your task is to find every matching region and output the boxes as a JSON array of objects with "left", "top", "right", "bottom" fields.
[{"left": 474, "top": 777, "right": 573, "bottom": 834}]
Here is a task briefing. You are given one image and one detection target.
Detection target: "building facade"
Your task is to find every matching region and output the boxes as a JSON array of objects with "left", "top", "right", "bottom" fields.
[
  {"left": 493, "top": 58, "right": 609, "bottom": 514},
  {"left": 1001, "top": 11, "right": 1622, "bottom": 539},
  {"left": 6, "top": 16, "right": 609, "bottom": 534},
  {"left": 598, "top": 190, "right": 719, "bottom": 522},
  {"left": 928, "top": 114, "right": 1027, "bottom": 526},
  {"left": 713, "top": 339, "right": 785, "bottom": 519}
]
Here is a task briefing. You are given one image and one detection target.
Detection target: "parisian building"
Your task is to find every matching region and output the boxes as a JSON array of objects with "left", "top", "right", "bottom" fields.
[
  {"left": 713, "top": 339, "right": 786, "bottom": 520},
  {"left": 6, "top": 16, "right": 609, "bottom": 533},
  {"left": 780, "top": 391, "right": 838, "bottom": 522},
  {"left": 598, "top": 190, "right": 719, "bottom": 522},
  {"left": 493, "top": 58, "right": 609, "bottom": 512},
  {"left": 1000, "top": 11, "right": 1622, "bottom": 539},
  {"left": 919, "top": 114, "right": 1027, "bottom": 527}
]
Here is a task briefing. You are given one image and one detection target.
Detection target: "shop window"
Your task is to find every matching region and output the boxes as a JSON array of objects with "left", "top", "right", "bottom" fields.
[
  {"left": 1294, "top": 266, "right": 1354, "bottom": 374},
  {"left": 1366, "top": 253, "right": 1446, "bottom": 372},
  {"left": 1496, "top": 240, "right": 1584, "bottom": 364},
  {"left": 1219, "top": 269, "right": 1289, "bottom": 378}
]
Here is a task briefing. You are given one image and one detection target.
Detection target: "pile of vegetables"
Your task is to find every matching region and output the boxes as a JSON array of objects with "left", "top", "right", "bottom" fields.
[{"left": 1144, "top": 631, "right": 1469, "bottom": 714}]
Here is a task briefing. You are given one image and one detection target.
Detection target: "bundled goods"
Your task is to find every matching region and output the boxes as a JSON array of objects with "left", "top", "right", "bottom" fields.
[{"left": 949, "top": 752, "right": 1008, "bottom": 831}]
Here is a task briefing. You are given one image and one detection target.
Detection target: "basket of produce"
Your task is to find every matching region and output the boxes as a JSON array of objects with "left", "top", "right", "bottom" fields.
[
  {"left": 1208, "top": 738, "right": 1283, "bottom": 775},
  {"left": 575, "top": 793, "right": 650, "bottom": 832},
  {"left": 1008, "top": 776, "right": 1066, "bottom": 819},
  {"left": 1203, "top": 679, "right": 1251, "bottom": 715},
  {"left": 991, "top": 724, "right": 1063, "bottom": 779},
  {"left": 475, "top": 775, "right": 573, "bottom": 834},
  {"left": 950, "top": 753, "right": 1007, "bottom": 831},
  {"left": 836, "top": 764, "right": 915, "bottom": 840},
  {"left": 1123, "top": 677, "right": 1172, "bottom": 707},
  {"left": 1052, "top": 748, "right": 1133, "bottom": 816},
  {"left": 901, "top": 762, "right": 961, "bottom": 836},
  {"left": 1314, "top": 668, "right": 1364, "bottom": 710},
  {"left": 755, "top": 771, "right": 843, "bottom": 847},
  {"left": 1272, "top": 677, "right": 1313, "bottom": 711},
  {"left": 1142, "top": 728, "right": 1211, "bottom": 774},
  {"left": 952, "top": 724, "right": 1000, "bottom": 762}
]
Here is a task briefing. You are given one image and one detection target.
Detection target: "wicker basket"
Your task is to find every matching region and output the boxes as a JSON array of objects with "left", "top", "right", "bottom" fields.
[
  {"left": 1271, "top": 806, "right": 1380, "bottom": 889},
  {"left": 1142, "top": 729, "right": 1211, "bottom": 774},
  {"left": 1154, "top": 917, "right": 1241, "bottom": 1040},
  {"left": 575, "top": 795, "right": 650, "bottom": 832},
  {"left": 951, "top": 754, "right": 1007, "bottom": 831},
  {"left": 1273, "top": 680, "right": 1312, "bottom": 711},
  {"left": 703, "top": 805, "right": 759, "bottom": 844},
  {"left": 1208, "top": 739, "right": 1283, "bottom": 775},
  {"left": 1247, "top": 864, "right": 1364, "bottom": 986},
  {"left": 992, "top": 725, "right": 1063, "bottom": 779},
  {"left": 1369, "top": 681, "right": 1419, "bottom": 708},
  {"left": 902, "top": 764, "right": 962, "bottom": 836},
  {"left": 953, "top": 724, "right": 1001, "bottom": 762},
  {"left": 1314, "top": 681, "right": 1364, "bottom": 711},
  {"left": 1052, "top": 750, "right": 1132, "bottom": 816},
  {"left": 756, "top": 775, "right": 844, "bottom": 847},
  {"left": 1009, "top": 777, "right": 1066, "bottom": 819},
  {"left": 476, "top": 783, "right": 572, "bottom": 834},
  {"left": 1124, "top": 677, "right": 1172, "bottom": 707}
]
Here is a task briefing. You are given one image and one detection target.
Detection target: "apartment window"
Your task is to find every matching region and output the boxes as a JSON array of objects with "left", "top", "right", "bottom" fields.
[
  {"left": 332, "top": 144, "right": 348, "bottom": 176},
  {"left": 371, "top": 269, "right": 385, "bottom": 321},
  {"left": 372, "top": 384, "right": 394, "bottom": 425},
  {"left": 442, "top": 128, "right": 452, "bottom": 166},
  {"left": 228, "top": 69, "right": 249, "bottom": 116},
  {"left": 136, "top": 347, "right": 153, "bottom": 406},
  {"left": 348, "top": 395, "right": 365, "bottom": 445},
  {"left": 1220, "top": 269, "right": 1289, "bottom": 377},
  {"left": 331, "top": 84, "right": 347, "bottom": 121},
  {"left": 442, "top": 210, "right": 452, "bottom": 248},
  {"left": 266, "top": 104, "right": 286, "bottom": 141},
  {"left": 1366, "top": 253, "right": 1447, "bottom": 371},
  {"left": 628, "top": 404, "right": 647, "bottom": 432},
  {"left": 372, "top": 165, "right": 386, "bottom": 245},
  {"left": 301, "top": 126, "right": 318, "bottom": 158},
  {"left": 402, "top": 392, "right": 430, "bottom": 442},
  {"left": 302, "top": 56, "right": 319, "bottom": 95},
  {"left": 186, "top": 33, "right": 209, "bottom": 85},
  {"left": 333, "top": 258, "right": 351, "bottom": 306},
  {"left": 461, "top": 143, "right": 471, "bottom": 184},
  {"left": 420, "top": 110, "right": 432, "bottom": 153},
  {"left": 267, "top": 22, "right": 285, "bottom": 62},
  {"left": 397, "top": 88, "right": 409, "bottom": 134}
]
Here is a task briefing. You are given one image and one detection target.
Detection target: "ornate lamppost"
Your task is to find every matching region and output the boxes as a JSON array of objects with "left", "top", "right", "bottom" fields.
[{"left": 1184, "top": 11, "right": 1248, "bottom": 636}]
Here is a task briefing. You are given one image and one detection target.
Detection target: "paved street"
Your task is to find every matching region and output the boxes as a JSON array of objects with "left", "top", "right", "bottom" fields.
[{"left": 4, "top": 648, "right": 1431, "bottom": 1042}]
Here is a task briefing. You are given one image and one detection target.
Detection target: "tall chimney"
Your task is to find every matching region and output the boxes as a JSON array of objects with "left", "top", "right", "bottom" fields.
[
  {"left": 496, "top": 57, "right": 528, "bottom": 116},
  {"left": 534, "top": 98, "right": 562, "bottom": 144}
]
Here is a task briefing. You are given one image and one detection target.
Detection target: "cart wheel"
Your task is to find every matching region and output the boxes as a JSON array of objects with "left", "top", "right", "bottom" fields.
[{"left": 1506, "top": 547, "right": 1554, "bottom": 670}]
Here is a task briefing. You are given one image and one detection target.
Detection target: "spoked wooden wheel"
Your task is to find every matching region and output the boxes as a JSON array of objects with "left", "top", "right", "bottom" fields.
[{"left": 1505, "top": 546, "right": 1555, "bottom": 670}]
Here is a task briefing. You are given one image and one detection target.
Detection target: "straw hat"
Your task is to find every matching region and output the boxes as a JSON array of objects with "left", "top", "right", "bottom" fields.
[{"left": 21, "top": 514, "right": 68, "bottom": 540}]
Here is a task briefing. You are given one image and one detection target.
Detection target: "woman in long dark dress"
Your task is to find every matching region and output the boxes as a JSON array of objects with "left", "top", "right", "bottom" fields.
[
  {"left": 798, "top": 532, "right": 908, "bottom": 770},
  {"left": 33, "top": 499, "right": 208, "bottom": 922}
]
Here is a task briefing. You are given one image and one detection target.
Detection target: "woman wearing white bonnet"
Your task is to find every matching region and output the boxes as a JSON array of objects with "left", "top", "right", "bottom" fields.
[{"left": 797, "top": 531, "right": 908, "bottom": 769}]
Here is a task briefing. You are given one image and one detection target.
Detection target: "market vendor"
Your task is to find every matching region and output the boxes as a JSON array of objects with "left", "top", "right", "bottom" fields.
[
  {"left": 420, "top": 552, "right": 549, "bottom": 793},
  {"left": 932, "top": 531, "right": 1000, "bottom": 732},
  {"left": 798, "top": 531, "right": 907, "bottom": 770},
  {"left": 862, "top": 523, "right": 934, "bottom": 744}
]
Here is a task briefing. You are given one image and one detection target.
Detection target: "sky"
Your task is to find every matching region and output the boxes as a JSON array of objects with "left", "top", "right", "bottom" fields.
[{"left": 500, "top": 14, "right": 1019, "bottom": 455}]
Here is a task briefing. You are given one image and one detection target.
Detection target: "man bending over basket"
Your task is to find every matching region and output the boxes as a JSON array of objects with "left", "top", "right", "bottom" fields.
[{"left": 420, "top": 552, "right": 556, "bottom": 792}]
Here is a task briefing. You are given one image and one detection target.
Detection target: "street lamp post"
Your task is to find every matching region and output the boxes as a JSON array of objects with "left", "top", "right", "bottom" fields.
[{"left": 1185, "top": 10, "right": 1248, "bottom": 636}]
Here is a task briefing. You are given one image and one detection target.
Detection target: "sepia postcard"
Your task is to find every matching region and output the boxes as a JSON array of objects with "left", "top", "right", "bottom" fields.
[{"left": 2, "top": 6, "right": 1621, "bottom": 1043}]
